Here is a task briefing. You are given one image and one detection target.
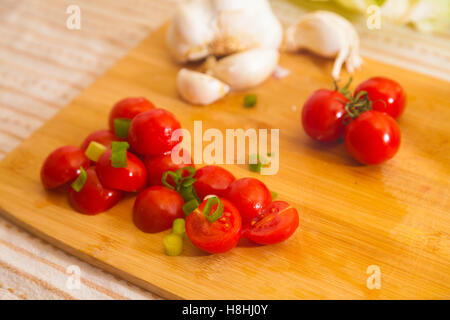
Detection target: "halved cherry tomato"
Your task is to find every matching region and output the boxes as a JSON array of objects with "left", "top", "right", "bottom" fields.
[
  {"left": 193, "top": 165, "right": 235, "bottom": 200},
  {"left": 108, "top": 97, "right": 155, "bottom": 130},
  {"left": 185, "top": 198, "right": 241, "bottom": 254},
  {"left": 96, "top": 150, "right": 147, "bottom": 192},
  {"left": 243, "top": 201, "right": 299, "bottom": 245},
  {"left": 144, "top": 148, "right": 193, "bottom": 186},
  {"left": 345, "top": 110, "right": 401, "bottom": 165},
  {"left": 133, "top": 186, "right": 184, "bottom": 233},
  {"left": 69, "top": 167, "right": 122, "bottom": 215},
  {"left": 128, "top": 109, "right": 182, "bottom": 156},
  {"left": 80, "top": 129, "right": 120, "bottom": 150},
  {"left": 302, "top": 89, "right": 349, "bottom": 142},
  {"left": 355, "top": 77, "right": 406, "bottom": 119},
  {"left": 41, "top": 146, "right": 90, "bottom": 189},
  {"left": 227, "top": 177, "right": 272, "bottom": 225}
]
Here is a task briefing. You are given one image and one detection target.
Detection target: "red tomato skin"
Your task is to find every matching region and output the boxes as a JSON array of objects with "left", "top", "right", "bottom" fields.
[
  {"left": 108, "top": 97, "right": 155, "bottom": 130},
  {"left": 95, "top": 150, "right": 147, "bottom": 192},
  {"left": 80, "top": 130, "right": 121, "bottom": 150},
  {"left": 133, "top": 186, "right": 184, "bottom": 233},
  {"left": 128, "top": 109, "right": 182, "bottom": 156},
  {"left": 302, "top": 89, "right": 348, "bottom": 142},
  {"left": 193, "top": 165, "right": 236, "bottom": 200},
  {"left": 345, "top": 111, "right": 401, "bottom": 165},
  {"left": 69, "top": 167, "right": 122, "bottom": 215},
  {"left": 41, "top": 146, "right": 90, "bottom": 189},
  {"left": 144, "top": 148, "right": 193, "bottom": 186},
  {"left": 243, "top": 201, "right": 299, "bottom": 245},
  {"left": 186, "top": 198, "right": 242, "bottom": 254},
  {"left": 355, "top": 77, "right": 406, "bottom": 119},
  {"left": 226, "top": 178, "right": 272, "bottom": 225}
]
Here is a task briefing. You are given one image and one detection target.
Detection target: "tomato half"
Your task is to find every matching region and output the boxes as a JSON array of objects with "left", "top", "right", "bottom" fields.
[
  {"left": 355, "top": 77, "right": 406, "bottom": 119},
  {"left": 108, "top": 97, "right": 155, "bottom": 130},
  {"left": 193, "top": 165, "right": 235, "bottom": 200},
  {"left": 144, "top": 148, "right": 193, "bottom": 186},
  {"left": 69, "top": 167, "right": 122, "bottom": 215},
  {"left": 345, "top": 110, "right": 401, "bottom": 165},
  {"left": 185, "top": 198, "right": 241, "bottom": 254},
  {"left": 41, "top": 146, "right": 90, "bottom": 189},
  {"left": 96, "top": 150, "right": 147, "bottom": 192},
  {"left": 133, "top": 186, "right": 184, "bottom": 233},
  {"left": 80, "top": 129, "right": 120, "bottom": 150},
  {"left": 226, "top": 177, "right": 272, "bottom": 225},
  {"left": 243, "top": 201, "right": 299, "bottom": 245},
  {"left": 128, "top": 109, "right": 182, "bottom": 156}
]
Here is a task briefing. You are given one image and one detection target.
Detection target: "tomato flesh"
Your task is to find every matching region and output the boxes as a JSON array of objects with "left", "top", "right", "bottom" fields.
[
  {"left": 109, "top": 97, "right": 155, "bottom": 131},
  {"left": 193, "top": 165, "right": 235, "bottom": 200},
  {"left": 144, "top": 148, "right": 193, "bottom": 186},
  {"left": 80, "top": 129, "right": 121, "bottom": 150}
]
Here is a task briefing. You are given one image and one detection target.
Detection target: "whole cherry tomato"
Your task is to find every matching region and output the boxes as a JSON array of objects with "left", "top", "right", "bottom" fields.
[
  {"left": 144, "top": 148, "right": 193, "bottom": 186},
  {"left": 355, "top": 77, "right": 406, "bottom": 119},
  {"left": 80, "top": 129, "right": 120, "bottom": 150},
  {"left": 243, "top": 201, "right": 299, "bottom": 245},
  {"left": 128, "top": 109, "right": 182, "bottom": 156},
  {"left": 69, "top": 167, "right": 122, "bottom": 215},
  {"left": 227, "top": 177, "right": 272, "bottom": 225},
  {"left": 345, "top": 110, "right": 401, "bottom": 165},
  {"left": 193, "top": 165, "right": 235, "bottom": 200},
  {"left": 186, "top": 198, "right": 241, "bottom": 254},
  {"left": 302, "top": 89, "right": 349, "bottom": 142},
  {"left": 96, "top": 150, "right": 147, "bottom": 192},
  {"left": 133, "top": 186, "right": 184, "bottom": 233},
  {"left": 41, "top": 146, "right": 90, "bottom": 189},
  {"left": 109, "top": 97, "right": 155, "bottom": 130}
]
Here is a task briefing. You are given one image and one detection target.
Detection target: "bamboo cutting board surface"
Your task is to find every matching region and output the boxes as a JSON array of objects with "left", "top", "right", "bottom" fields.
[{"left": 0, "top": 25, "right": 449, "bottom": 299}]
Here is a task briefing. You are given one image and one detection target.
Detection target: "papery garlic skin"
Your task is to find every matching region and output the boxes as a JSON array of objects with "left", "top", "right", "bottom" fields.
[
  {"left": 211, "top": 49, "right": 279, "bottom": 91},
  {"left": 176, "top": 68, "right": 230, "bottom": 105},
  {"left": 284, "top": 11, "right": 362, "bottom": 79},
  {"left": 167, "top": 0, "right": 283, "bottom": 63}
]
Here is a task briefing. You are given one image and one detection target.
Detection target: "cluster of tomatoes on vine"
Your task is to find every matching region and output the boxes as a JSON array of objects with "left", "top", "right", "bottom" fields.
[
  {"left": 41, "top": 98, "right": 299, "bottom": 255},
  {"left": 302, "top": 77, "right": 406, "bottom": 164}
]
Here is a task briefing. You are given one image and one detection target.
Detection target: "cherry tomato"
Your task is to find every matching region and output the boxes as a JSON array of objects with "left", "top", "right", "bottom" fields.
[
  {"left": 109, "top": 97, "right": 155, "bottom": 130},
  {"left": 128, "top": 109, "right": 182, "bottom": 156},
  {"left": 133, "top": 186, "right": 184, "bottom": 233},
  {"left": 227, "top": 177, "right": 272, "bottom": 225},
  {"left": 41, "top": 146, "right": 90, "bottom": 189},
  {"left": 302, "top": 89, "right": 349, "bottom": 142},
  {"left": 193, "top": 165, "right": 235, "bottom": 200},
  {"left": 355, "top": 77, "right": 406, "bottom": 119},
  {"left": 186, "top": 198, "right": 241, "bottom": 254},
  {"left": 345, "top": 110, "right": 401, "bottom": 165},
  {"left": 243, "top": 201, "right": 299, "bottom": 245},
  {"left": 144, "top": 148, "right": 193, "bottom": 186},
  {"left": 69, "top": 167, "right": 122, "bottom": 215},
  {"left": 96, "top": 150, "right": 147, "bottom": 192},
  {"left": 80, "top": 129, "right": 120, "bottom": 150}
]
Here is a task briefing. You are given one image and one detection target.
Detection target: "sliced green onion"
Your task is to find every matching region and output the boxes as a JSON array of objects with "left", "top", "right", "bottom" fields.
[
  {"left": 161, "top": 171, "right": 179, "bottom": 190},
  {"left": 172, "top": 218, "right": 186, "bottom": 236},
  {"left": 163, "top": 233, "right": 183, "bottom": 256},
  {"left": 71, "top": 167, "right": 87, "bottom": 192},
  {"left": 249, "top": 154, "right": 270, "bottom": 173},
  {"left": 110, "top": 141, "right": 129, "bottom": 168},
  {"left": 183, "top": 199, "right": 199, "bottom": 217},
  {"left": 244, "top": 94, "right": 257, "bottom": 108},
  {"left": 114, "top": 118, "right": 131, "bottom": 138},
  {"left": 202, "top": 196, "right": 223, "bottom": 223},
  {"left": 271, "top": 191, "right": 278, "bottom": 200},
  {"left": 178, "top": 167, "right": 196, "bottom": 179},
  {"left": 181, "top": 177, "right": 196, "bottom": 187},
  {"left": 85, "top": 141, "right": 107, "bottom": 162}
]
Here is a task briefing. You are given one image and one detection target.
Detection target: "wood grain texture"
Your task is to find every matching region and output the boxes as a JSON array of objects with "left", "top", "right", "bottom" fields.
[{"left": 0, "top": 25, "right": 449, "bottom": 299}]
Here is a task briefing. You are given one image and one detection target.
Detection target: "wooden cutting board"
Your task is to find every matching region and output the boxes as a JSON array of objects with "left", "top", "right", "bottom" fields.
[{"left": 0, "top": 25, "right": 449, "bottom": 299}]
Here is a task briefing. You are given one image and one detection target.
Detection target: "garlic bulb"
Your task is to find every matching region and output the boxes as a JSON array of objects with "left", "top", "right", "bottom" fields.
[
  {"left": 211, "top": 49, "right": 279, "bottom": 91},
  {"left": 176, "top": 68, "right": 230, "bottom": 105},
  {"left": 284, "top": 11, "right": 362, "bottom": 79},
  {"left": 167, "top": 0, "right": 283, "bottom": 63}
]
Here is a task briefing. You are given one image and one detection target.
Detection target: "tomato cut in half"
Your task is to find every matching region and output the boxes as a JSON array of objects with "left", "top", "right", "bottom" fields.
[
  {"left": 144, "top": 148, "right": 193, "bottom": 186},
  {"left": 108, "top": 97, "right": 155, "bottom": 130},
  {"left": 41, "top": 146, "right": 90, "bottom": 189},
  {"left": 69, "top": 167, "right": 123, "bottom": 215},
  {"left": 243, "top": 201, "right": 299, "bottom": 245},
  {"left": 80, "top": 129, "right": 121, "bottom": 150},
  {"left": 185, "top": 198, "right": 241, "bottom": 254},
  {"left": 193, "top": 165, "right": 235, "bottom": 200}
]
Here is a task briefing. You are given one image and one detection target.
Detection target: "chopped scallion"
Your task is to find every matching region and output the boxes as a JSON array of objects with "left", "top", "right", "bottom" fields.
[
  {"left": 110, "top": 141, "right": 129, "bottom": 168},
  {"left": 172, "top": 218, "right": 186, "bottom": 236},
  {"left": 271, "top": 191, "right": 278, "bottom": 200},
  {"left": 202, "top": 196, "right": 223, "bottom": 222},
  {"left": 244, "top": 94, "right": 257, "bottom": 108},
  {"left": 85, "top": 141, "right": 107, "bottom": 162},
  {"left": 71, "top": 167, "right": 87, "bottom": 192},
  {"left": 114, "top": 118, "right": 131, "bottom": 138},
  {"left": 163, "top": 233, "right": 183, "bottom": 256},
  {"left": 183, "top": 199, "right": 199, "bottom": 217}
]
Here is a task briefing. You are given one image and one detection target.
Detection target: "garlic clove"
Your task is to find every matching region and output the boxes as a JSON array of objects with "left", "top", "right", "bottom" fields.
[
  {"left": 211, "top": 49, "right": 279, "bottom": 91},
  {"left": 176, "top": 68, "right": 230, "bottom": 105}
]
